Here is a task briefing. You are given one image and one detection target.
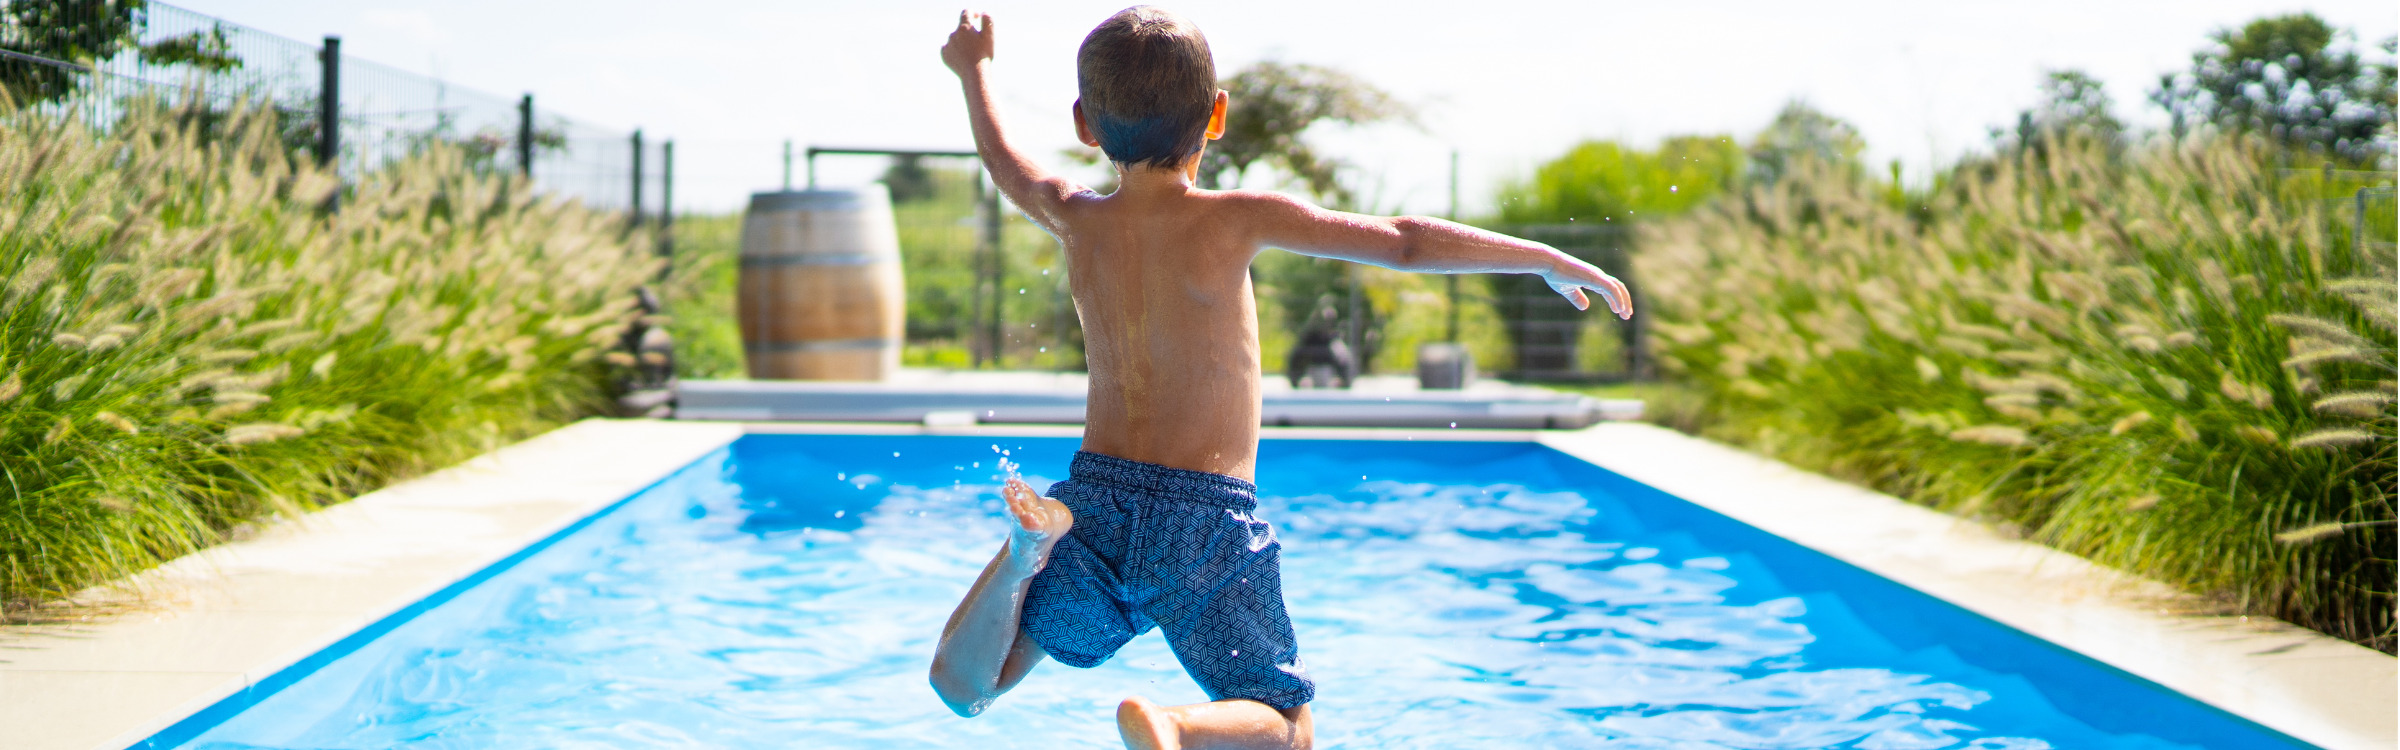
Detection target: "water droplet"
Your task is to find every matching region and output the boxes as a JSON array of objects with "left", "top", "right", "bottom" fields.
[
  {"left": 1042, "top": 268, "right": 1050, "bottom": 275},
  {"left": 892, "top": 451, "right": 901, "bottom": 457},
  {"left": 1448, "top": 422, "right": 1457, "bottom": 428},
  {"left": 1018, "top": 288, "right": 1026, "bottom": 294},
  {"left": 1039, "top": 347, "right": 1047, "bottom": 352},
  {"left": 834, "top": 510, "right": 845, "bottom": 518},
  {"left": 1670, "top": 185, "right": 1678, "bottom": 192},
  {"left": 1230, "top": 650, "right": 1239, "bottom": 656},
  {"left": 837, "top": 472, "right": 846, "bottom": 480}
]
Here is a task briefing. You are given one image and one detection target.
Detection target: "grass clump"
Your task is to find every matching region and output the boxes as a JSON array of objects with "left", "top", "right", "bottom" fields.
[
  {"left": 0, "top": 100, "right": 658, "bottom": 615},
  {"left": 1639, "top": 135, "right": 2395, "bottom": 651}
]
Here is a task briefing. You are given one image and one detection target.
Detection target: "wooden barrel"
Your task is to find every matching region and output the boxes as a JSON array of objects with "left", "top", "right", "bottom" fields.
[{"left": 738, "top": 186, "right": 905, "bottom": 380}]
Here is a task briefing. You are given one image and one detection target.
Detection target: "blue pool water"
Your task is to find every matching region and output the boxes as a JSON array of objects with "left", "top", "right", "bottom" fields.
[{"left": 154, "top": 435, "right": 2307, "bottom": 749}]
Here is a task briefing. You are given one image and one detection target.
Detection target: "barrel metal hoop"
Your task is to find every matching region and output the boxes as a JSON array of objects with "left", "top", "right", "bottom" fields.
[
  {"left": 739, "top": 252, "right": 892, "bottom": 267},
  {"left": 745, "top": 338, "right": 897, "bottom": 353}
]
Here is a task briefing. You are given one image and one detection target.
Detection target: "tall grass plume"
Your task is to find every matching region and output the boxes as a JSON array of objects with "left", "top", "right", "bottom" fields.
[
  {"left": 0, "top": 99, "right": 658, "bottom": 616},
  {"left": 1639, "top": 134, "right": 2396, "bottom": 651}
]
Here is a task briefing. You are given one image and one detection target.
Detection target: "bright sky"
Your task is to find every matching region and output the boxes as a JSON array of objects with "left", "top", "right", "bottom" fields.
[{"left": 175, "top": 0, "right": 2395, "bottom": 216}]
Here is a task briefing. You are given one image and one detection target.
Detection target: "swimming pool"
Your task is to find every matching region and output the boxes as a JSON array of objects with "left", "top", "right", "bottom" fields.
[{"left": 147, "top": 434, "right": 2309, "bottom": 749}]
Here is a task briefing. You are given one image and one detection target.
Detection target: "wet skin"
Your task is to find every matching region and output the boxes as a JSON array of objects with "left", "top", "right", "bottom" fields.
[{"left": 926, "top": 10, "right": 1630, "bottom": 750}]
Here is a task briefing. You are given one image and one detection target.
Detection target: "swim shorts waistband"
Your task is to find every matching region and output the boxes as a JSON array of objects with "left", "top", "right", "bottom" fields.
[{"left": 1068, "top": 451, "right": 1258, "bottom": 510}]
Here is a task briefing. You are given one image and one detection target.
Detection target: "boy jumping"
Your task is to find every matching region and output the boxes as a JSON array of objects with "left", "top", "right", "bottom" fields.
[{"left": 927, "top": 7, "right": 1631, "bottom": 749}]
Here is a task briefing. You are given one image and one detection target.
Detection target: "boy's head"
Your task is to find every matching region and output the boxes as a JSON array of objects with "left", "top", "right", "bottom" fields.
[{"left": 1076, "top": 6, "right": 1218, "bottom": 170}]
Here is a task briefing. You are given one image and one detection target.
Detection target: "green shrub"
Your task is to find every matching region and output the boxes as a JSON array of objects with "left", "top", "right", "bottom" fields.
[
  {"left": 1641, "top": 134, "right": 2395, "bottom": 650},
  {"left": 661, "top": 213, "right": 743, "bottom": 379},
  {"left": 0, "top": 100, "right": 656, "bottom": 612}
]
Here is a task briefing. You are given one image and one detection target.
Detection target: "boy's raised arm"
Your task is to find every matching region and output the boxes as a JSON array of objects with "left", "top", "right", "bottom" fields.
[
  {"left": 943, "top": 12, "right": 1082, "bottom": 232},
  {"left": 1246, "top": 192, "right": 1632, "bottom": 319}
]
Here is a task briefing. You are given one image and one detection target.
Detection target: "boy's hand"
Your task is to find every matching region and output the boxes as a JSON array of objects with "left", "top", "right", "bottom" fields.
[
  {"left": 1000, "top": 477, "right": 1071, "bottom": 576},
  {"left": 942, "top": 10, "right": 995, "bottom": 78},
  {"left": 1546, "top": 256, "right": 1633, "bottom": 320}
]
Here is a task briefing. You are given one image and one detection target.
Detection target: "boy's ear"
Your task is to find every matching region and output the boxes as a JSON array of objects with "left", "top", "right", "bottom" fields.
[
  {"left": 1204, "top": 89, "right": 1227, "bottom": 141},
  {"left": 1071, "top": 100, "right": 1102, "bottom": 148}
]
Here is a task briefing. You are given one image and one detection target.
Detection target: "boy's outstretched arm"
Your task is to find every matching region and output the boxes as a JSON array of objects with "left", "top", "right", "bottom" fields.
[
  {"left": 1245, "top": 192, "right": 1633, "bottom": 318},
  {"left": 929, "top": 478, "right": 1072, "bottom": 716},
  {"left": 941, "top": 11, "right": 1082, "bottom": 233}
]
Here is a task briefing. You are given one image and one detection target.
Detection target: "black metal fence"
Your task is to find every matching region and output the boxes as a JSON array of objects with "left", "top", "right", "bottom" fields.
[{"left": 0, "top": 1, "right": 664, "bottom": 215}]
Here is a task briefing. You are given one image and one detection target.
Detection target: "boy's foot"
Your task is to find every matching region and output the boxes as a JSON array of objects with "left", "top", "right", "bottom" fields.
[
  {"left": 1002, "top": 478, "right": 1072, "bottom": 575},
  {"left": 1117, "top": 696, "right": 1181, "bottom": 750}
]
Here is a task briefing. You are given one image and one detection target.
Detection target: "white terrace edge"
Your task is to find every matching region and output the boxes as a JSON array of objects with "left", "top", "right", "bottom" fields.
[
  {"left": 1540, "top": 423, "right": 2396, "bottom": 750},
  {"left": 1, "top": 419, "right": 2388, "bottom": 749}
]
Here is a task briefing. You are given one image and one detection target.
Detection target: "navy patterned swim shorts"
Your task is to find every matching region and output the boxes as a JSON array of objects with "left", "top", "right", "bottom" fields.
[{"left": 1019, "top": 451, "right": 1315, "bottom": 710}]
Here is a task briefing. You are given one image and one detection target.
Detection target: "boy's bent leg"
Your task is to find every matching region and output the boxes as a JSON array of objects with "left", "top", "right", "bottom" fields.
[
  {"left": 1118, "top": 697, "right": 1311, "bottom": 750},
  {"left": 928, "top": 479, "right": 1071, "bottom": 716}
]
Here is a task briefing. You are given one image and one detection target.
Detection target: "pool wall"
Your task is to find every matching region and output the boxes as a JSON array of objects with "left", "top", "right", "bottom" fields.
[{"left": 1, "top": 419, "right": 2389, "bottom": 749}]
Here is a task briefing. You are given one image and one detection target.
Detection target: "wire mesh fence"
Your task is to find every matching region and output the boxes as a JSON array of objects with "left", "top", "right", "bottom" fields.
[
  {"left": 0, "top": 0, "right": 658, "bottom": 214},
  {"left": 1489, "top": 224, "right": 1644, "bottom": 382},
  {"left": 871, "top": 156, "right": 1079, "bottom": 371}
]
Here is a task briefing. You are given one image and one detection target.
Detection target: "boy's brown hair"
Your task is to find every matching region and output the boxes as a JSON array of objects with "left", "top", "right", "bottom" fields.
[{"left": 1077, "top": 6, "right": 1216, "bottom": 170}]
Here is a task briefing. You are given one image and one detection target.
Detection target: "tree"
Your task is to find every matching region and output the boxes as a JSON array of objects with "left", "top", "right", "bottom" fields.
[
  {"left": 137, "top": 23, "right": 240, "bottom": 73},
  {"left": 1995, "top": 69, "right": 2124, "bottom": 156},
  {"left": 1747, "top": 101, "right": 1865, "bottom": 185},
  {"left": 1495, "top": 135, "right": 1743, "bottom": 224},
  {"left": 0, "top": 0, "right": 145, "bottom": 105},
  {"left": 881, "top": 154, "right": 938, "bottom": 203},
  {"left": 1195, "top": 61, "right": 1409, "bottom": 209},
  {"left": 2151, "top": 13, "right": 2395, "bottom": 164}
]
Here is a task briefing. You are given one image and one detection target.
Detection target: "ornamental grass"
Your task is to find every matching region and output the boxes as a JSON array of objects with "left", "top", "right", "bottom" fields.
[
  {"left": 0, "top": 100, "right": 657, "bottom": 616},
  {"left": 1640, "top": 135, "right": 2395, "bottom": 650}
]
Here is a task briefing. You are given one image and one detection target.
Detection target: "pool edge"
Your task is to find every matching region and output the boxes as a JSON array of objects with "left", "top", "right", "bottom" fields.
[{"left": 1538, "top": 423, "right": 2396, "bottom": 750}]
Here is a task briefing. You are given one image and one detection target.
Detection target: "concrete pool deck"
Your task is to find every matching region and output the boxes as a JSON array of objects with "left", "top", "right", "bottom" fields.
[{"left": 0, "top": 419, "right": 2390, "bottom": 749}]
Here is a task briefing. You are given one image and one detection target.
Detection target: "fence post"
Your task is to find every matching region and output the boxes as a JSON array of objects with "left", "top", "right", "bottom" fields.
[
  {"left": 968, "top": 171, "right": 989, "bottom": 368},
  {"left": 629, "top": 129, "right": 644, "bottom": 225},
  {"left": 516, "top": 94, "right": 533, "bottom": 178},
  {"left": 316, "top": 35, "right": 340, "bottom": 169},
  {"left": 1445, "top": 149, "right": 1461, "bottom": 343},
  {"left": 782, "top": 139, "right": 793, "bottom": 191},
  {"left": 660, "top": 140, "right": 675, "bottom": 260},
  {"left": 985, "top": 176, "right": 1004, "bottom": 368}
]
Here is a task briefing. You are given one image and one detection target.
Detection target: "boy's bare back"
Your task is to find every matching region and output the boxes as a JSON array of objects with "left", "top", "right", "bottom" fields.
[{"left": 1060, "top": 183, "right": 1302, "bottom": 481}]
